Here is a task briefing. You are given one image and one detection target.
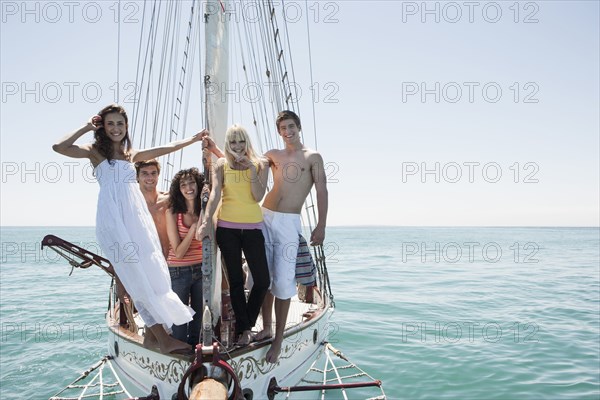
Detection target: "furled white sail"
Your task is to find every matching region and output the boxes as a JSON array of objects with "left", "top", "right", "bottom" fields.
[
  {"left": 204, "top": 0, "right": 229, "bottom": 145},
  {"left": 202, "top": 0, "right": 230, "bottom": 328}
]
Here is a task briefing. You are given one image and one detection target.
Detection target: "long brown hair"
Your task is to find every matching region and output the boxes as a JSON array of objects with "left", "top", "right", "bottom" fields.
[{"left": 92, "top": 104, "right": 132, "bottom": 162}]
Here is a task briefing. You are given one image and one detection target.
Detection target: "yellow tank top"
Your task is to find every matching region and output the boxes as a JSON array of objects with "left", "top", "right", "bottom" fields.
[{"left": 218, "top": 161, "right": 263, "bottom": 223}]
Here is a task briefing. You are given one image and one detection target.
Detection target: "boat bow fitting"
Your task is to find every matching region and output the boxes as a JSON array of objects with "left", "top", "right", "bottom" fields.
[{"left": 177, "top": 343, "right": 241, "bottom": 400}]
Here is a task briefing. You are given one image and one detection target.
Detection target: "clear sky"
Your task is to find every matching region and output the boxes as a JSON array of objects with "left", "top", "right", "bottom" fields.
[{"left": 1, "top": 1, "right": 598, "bottom": 227}]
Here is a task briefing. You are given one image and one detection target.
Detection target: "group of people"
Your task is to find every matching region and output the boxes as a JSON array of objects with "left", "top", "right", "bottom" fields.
[{"left": 53, "top": 104, "right": 328, "bottom": 363}]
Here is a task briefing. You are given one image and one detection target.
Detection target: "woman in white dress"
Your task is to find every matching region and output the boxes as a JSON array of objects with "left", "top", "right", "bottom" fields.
[{"left": 53, "top": 104, "right": 203, "bottom": 354}]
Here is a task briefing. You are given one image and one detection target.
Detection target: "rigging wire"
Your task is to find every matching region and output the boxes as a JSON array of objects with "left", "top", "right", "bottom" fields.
[
  {"left": 152, "top": 0, "right": 176, "bottom": 152},
  {"left": 138, "top": 0, "right": 163, "bottom": 150},
  {"left": 244, "top": 3, "right": 274, "bottom": 152},
  {"left": 235, "top": 9, "right": 265, "bottom": 153},
  {"left": 304, "top": 0, "right": 318, "bottom": 150},
  {"left": 131, "top": 0, "right": 147, "bottom": 143},
  {"left": 280, "top": 0, "right": 301, "bottom": 113},
  {"left": 176, "top": 1, "right": 202, "bottom": 172},
  {"left": 116, "top": 0, "right": 121, "bottom": 105},
  {"left": 262, "top": 2, "right": 285, "bottom": 112},
  {"left": 260, "top": 2, "right": 285, "bottom": 147},
  {"left": 158, "top": 1, "right": 181, "bottom": 181}
]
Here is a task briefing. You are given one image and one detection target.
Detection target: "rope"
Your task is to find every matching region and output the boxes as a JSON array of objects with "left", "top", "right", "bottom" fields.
[
  {"left": 266, "top": 345, "right": 386, "bottom": 399},
  {"left": 123, "top": 299, "right": 138, "bottom": 333},
  {"left": 326, "top": 344, "right": 350, "bottom": 400},
  {"left": 49, "top": 357, "right": 130, "bottom": 400},
  {"left": 106, "top": 357, "right": 133, "bottom": 398}
]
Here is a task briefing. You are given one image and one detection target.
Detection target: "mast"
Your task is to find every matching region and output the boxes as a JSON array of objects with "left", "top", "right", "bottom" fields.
[
  {"left": 201, "top": 0, "right": 230, "bottom": 346},
  {"left": 204, "top": 0, "right": 230, "bottom": 140}
]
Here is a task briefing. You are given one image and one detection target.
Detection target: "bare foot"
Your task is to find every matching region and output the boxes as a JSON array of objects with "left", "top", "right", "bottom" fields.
[
  {"left": 160, "top": 337, "right": 192, "bottom": 355},
  {"left": 236, "top": 330, "right": 252, "bottom": 346},
  {"left": 254, "top": 327, "right": 273, "bottom": 341},
  {"left": 146, "top": 324, "right": 193, "bottom": 355},
  {"left": 265, "top": 338, "right": 282, "bottom": 364},
  {"left": 142, "top": 329, "right": 159, "bottom": 349}
]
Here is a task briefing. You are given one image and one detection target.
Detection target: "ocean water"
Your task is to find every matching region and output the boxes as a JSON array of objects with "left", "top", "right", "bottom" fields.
[{"left": 1, "top": 226, "right": 599, "bottom": 399}]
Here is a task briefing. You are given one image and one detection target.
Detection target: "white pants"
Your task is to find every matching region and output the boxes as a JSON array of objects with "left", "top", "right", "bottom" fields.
[{"left": 261, "top": 208, "right": 301, "bottom": 299}]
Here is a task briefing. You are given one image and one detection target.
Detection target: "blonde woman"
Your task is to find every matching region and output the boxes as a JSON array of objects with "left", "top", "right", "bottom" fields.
[{"left": 198, "top": 124, "right": 270, "bottom": 346}]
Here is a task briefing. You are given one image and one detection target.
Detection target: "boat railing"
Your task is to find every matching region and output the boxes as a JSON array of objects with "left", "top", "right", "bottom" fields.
[
  {"left": 41, "top": 235, "right": 115, "bottom": 277},
  {"left": 41, "top": 234, "right": 134, "bottom": 330}
]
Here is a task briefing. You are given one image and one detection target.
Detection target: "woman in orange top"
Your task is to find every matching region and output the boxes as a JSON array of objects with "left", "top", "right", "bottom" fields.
[{"left": 166, "top": 167, "right": 205, "bottom": 345}]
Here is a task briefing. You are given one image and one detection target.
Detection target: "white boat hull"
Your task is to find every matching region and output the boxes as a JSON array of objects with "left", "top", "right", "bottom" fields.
[{"left": 106, "top": 305, "right": 334, "bottom": 399}]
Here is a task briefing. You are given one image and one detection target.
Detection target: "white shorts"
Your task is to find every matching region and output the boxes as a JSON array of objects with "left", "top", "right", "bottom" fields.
[{"left": 261, "top": 207, "right": 301, "bottom": 299}]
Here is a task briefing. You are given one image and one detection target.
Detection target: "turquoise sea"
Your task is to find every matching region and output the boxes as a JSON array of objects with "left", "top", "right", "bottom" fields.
[{"left": 1, "top": 226, "right": 599, "bottom": 399}]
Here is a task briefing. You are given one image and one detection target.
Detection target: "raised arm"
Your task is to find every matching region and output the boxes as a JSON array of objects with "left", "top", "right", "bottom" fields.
[
  {"left": 201, "top": 133, "right": 225, "bottom": 158},
  {"left": 166, "top": 210, "right": 198, "bottom": 259},
  {"left": 52, "top": 116, "right": 99, "bottom": 160},
  {"left": 310, "top": 152, "right": 328, "bottom": 246},
  {"left": 131, "top": 129, "right": 206, "bottom": 162},
  {"left": 201, "top": 134, "right": 223, "bottom": 177},
  {"left": 197, "top": 158, "right": 224, "bottom": 239}
]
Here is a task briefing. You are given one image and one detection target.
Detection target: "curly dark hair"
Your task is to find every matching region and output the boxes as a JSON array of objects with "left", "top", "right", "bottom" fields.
[
  {"left": 92, "top": 104, "right": 132, "bottom": 162},
  {"left": 168, "top": 168, "right": 205, "bottom": 215}
]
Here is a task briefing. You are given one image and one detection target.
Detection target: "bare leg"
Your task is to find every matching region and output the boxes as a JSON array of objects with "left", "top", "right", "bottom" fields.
[
  {"left": 255, "top": 292, "right": 274, "bottom": 341},
  {"left": 265, "top": 298, "right": 290, "bottom": 364},
  {"left": 147, "top": 324, "right": 192, "bottom": 354},
  {"left": 305, "top": 286, "right": 314, "bottom": 304}
]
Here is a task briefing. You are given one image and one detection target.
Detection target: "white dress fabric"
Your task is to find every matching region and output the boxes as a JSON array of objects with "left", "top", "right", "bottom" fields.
[{"left": 95, "top": 159, "right": 194, "bottom": 328}]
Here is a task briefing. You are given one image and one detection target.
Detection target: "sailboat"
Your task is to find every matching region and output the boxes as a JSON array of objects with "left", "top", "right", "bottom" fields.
[{"left": 45, "top": 1, "right": 385, "bottom": 399}]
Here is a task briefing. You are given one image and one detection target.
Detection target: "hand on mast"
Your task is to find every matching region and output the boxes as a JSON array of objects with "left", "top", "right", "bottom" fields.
[{"left": 200, "top": 130, "right": 224, "bottom": 158}]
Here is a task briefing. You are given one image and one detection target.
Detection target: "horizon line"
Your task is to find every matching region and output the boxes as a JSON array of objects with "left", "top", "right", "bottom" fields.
[{"left": 2, "top": 225, "right": 599, "bottom": 229}]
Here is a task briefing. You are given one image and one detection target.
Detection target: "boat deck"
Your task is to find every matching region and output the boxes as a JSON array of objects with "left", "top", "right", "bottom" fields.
[
  {"left": 254, "top": 293, "right": 320, "bottom": 334},
  {"left": 109, "top": 286, "right": 325, "bottom": 355}
]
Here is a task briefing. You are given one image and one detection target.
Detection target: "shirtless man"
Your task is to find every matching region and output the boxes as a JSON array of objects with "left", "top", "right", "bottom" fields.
[
  {"left": 135, "top": 159, "right": 170, "bottom": 258},
  {"left": 257, "top": 110, "right": 328, "bottom": 363}
]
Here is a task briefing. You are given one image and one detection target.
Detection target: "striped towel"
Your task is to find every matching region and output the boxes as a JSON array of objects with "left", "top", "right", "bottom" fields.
[{"left": 296, "top": 234, "right": 317, "bottom": 286}]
